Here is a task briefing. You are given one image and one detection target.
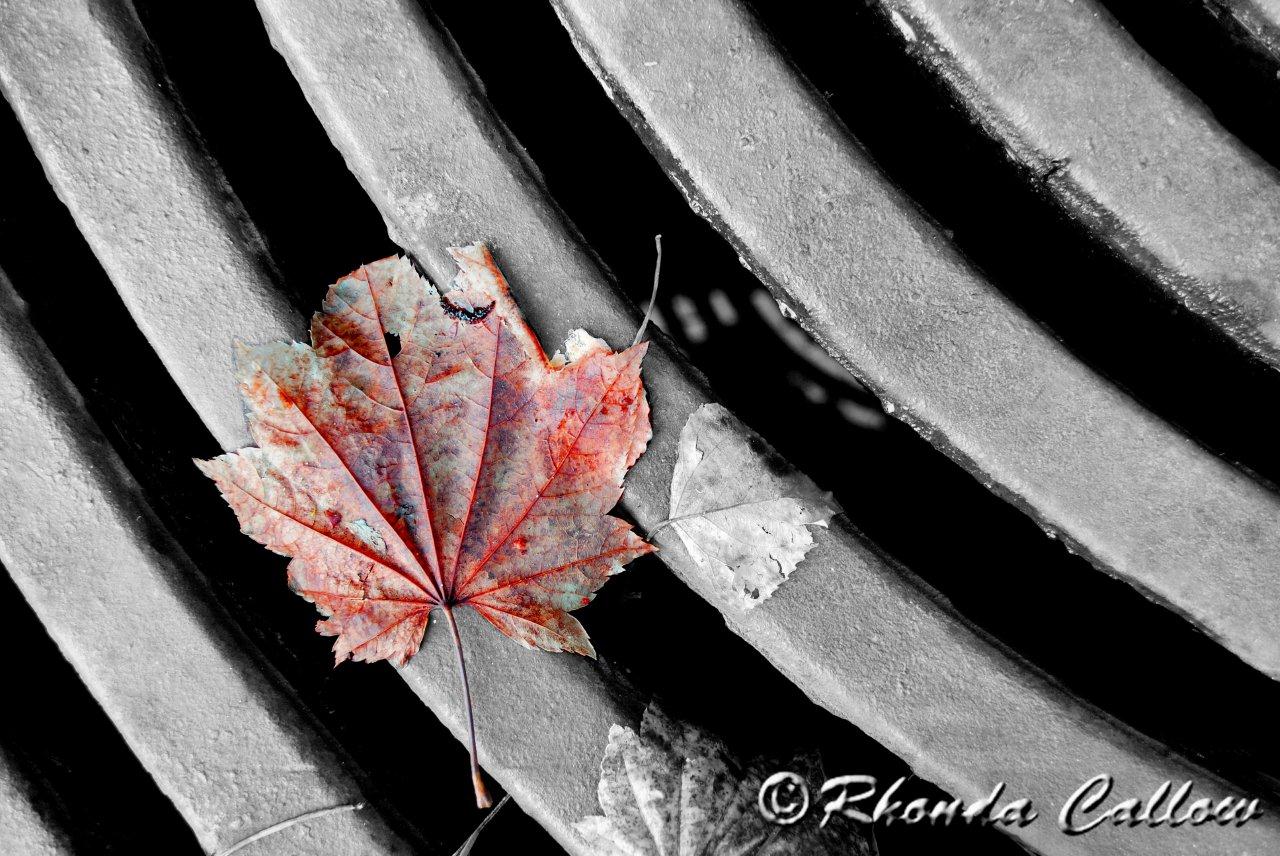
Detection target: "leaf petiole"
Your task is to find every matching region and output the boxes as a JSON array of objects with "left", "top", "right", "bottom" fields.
[
  {"left": 632, "top": 234, "right": 663, "bottom": 348},
  {"left": 443, "top": 605, "right": 493, "bottom": 808}
]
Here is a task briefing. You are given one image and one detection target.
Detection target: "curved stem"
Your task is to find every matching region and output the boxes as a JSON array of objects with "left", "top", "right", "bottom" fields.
[
  {"left": 214, "top": 802, "right": 365, "bottom": 856},
  {"left": 632, "top": 234, "right": 663, "bottom": 347},
  {"left": 443, "top": 606, "right": 492, "bottom": 808}
]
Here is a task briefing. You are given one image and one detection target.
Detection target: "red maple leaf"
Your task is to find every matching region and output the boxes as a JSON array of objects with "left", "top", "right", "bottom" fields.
[{"left": 198, "top": 244, "right": 653, "bottom": 805}]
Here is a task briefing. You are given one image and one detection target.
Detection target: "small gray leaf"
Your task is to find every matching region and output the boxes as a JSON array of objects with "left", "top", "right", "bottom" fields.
[{"left": 663, "top": 404, "right": 838, "bottom": 608}]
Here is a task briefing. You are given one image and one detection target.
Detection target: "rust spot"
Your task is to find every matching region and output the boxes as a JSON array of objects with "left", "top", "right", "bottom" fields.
[
  {"left": 440, "top": 293, "right": 495, "bottom": 323},
  {"left": 513, "top": 535, "right": 529, "bottom": 553}
]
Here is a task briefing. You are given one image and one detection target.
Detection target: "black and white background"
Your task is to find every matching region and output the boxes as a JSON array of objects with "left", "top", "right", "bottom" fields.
[{"left": 1, "top": 0, "right": 1278, "bottom": 853}]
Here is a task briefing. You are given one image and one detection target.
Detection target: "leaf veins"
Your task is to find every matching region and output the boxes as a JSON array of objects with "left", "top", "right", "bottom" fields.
[{"left": 198, "top": 244, "right": 654, "bottom": 805}]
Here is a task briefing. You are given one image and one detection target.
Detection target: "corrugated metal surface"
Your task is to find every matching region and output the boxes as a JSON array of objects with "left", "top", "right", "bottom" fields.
[{"left": 1, "top": 1, "right": 1276, "bottom": 854}]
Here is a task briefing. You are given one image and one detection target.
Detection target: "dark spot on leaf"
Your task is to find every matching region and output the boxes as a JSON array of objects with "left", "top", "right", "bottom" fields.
[
  {"left": 384, "top": 331, "right": 402, "bottom": 357},
  {"left": 440, "top": 293, "right": 495, "bottom": 323}
]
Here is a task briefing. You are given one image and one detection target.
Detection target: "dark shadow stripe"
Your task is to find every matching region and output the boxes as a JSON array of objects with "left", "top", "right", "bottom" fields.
[
  {"left": 426, "top": 0, "right": 1280, "bottom": 800},
  {"left": 747, "top": 0, "right": 1280, "bottom": 492},
  {"left": 0, "top": 85, "right": 489, "bottom": 855},
  {"left": 0, "top": 566, "right": 202, "bottom": 854}
]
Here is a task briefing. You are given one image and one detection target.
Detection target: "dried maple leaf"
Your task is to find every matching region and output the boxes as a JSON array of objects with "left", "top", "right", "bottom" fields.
[
  {"left": 198, "top": 244, "right": 653, "bottom": 805},
  {"left": 653, "top": 404, "right": 836, "bottom": 607}
]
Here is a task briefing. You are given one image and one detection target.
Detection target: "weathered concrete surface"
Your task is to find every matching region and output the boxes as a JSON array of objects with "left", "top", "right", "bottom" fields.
[
  {"left": 1213, "top": 0, "right": 1280, "bottom": 59},
  {"left": 552, "top": 0, "right": 1280, "bottom": 682},
  {"left": 0, "top": 272, "right": 410, "bottom": 854},
  {"left": 0, "top": 0, "right": 296, "bottom": 452},
  {"left": 0, "top": 752, "right": 71, "bottom": 856},
  {"left": 256, "top": 1, "right": 1280, "bottom": 854},
  {"left": 866, "top": 0, "right": 1280, "bottom": 369},
  {"left": 0, "top": 2, "right": 628, "bottom": 853},
  {"left": 1226, "top": 0, "right": 1280, "bottom": 96}
]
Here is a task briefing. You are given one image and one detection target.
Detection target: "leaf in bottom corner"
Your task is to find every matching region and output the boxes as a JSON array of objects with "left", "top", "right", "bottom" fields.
[
  {"left": 662, "top": 403, "right": 837, "bottom": 608},
  {"left": 575, "top": 703, "right": 872, "bottom": 855}
]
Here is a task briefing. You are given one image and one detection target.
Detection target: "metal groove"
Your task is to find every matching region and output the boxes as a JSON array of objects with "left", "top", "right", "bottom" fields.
[
  {"left": 3, "top": 2, "right": 636, "bottom": 853},
  {"left": 1203, "top": 0, "right": 1280, "bottom": 66},
  {"left": 551, "top": 0, "right": 1280, "bottom": 681},
  {"left": 0, "top": 0, "right": 297, "bottom": 452},
  {"left": 1098, "top": 0, "right": 1280, "bottom": 176},
  {"left": 0, "top": 555, "right": 202, "bottom": 853},
  {"left": 433, "top": 0, "right": 1280, "bottom": 799},
  {"left": 248, "top": 0, "right": 1279, "bottom": 853},
  {"left": 0, "top": 1, "right": 481, "bottom": 852},
  {"left": 867, "top": 0, "right": 1280, "bottom": 371},
  {"left": 0, "top": 751, "right": 72, "bottom": 856},
  {"left": 2, "top": 0, "right": 1275, "bottom": 853},
  {"left": 0, "top": 269, "right": 410, "bottom": 855}
]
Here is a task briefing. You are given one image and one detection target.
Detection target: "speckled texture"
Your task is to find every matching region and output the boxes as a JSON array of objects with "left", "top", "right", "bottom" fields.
[
  {"left": 1255, "top": 0, "right": 1280, "bottom": 22},
  {"left": 1222, "top": 0, "right": 1280, "bottom": 46},
  {"left": 0, "top": 272, "right": 410, "bottom": 855},
  {"left": 574, "top": 704, "right": 861, "bottom": 855},
  {"left": 249, "top": 5, "right": 662, "bottom": 847},
  {"left": 551, "top": 0, "right": 1280, "bottom": 683},
  {"left": 878, "top": 0, "right": 1280, "bottom": 365},
  {"left": 0, "top": 0, "right": 299, "bottom": 452},
  {"left": 198, "top": 250, "right": 652, "bottom": 669},
  {"left": 257, "top": 1, "right": 1278, "bottom": 854},
  {"left": 0, "top": 0, "right": 640, "bottom": 850},
  {"left": 7, "top": 0, "right": 1271, "bottom": 853},
  {"left": 0, "top": 752, "right": 71, "bottom": 856},
  {"left": 667, "top": 403, "right": 836, "bottom": 607}
]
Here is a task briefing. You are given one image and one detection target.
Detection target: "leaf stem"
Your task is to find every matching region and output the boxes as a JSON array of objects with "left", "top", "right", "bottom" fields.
[
  {"left": 650, "top": 493, "right": 832, "bottom": 539},
  {"left": 443, "top": 605, "right": 492, "bottom": 808},
  {"left": 632, "top": 234, "right": 663, "bottom": 347}
]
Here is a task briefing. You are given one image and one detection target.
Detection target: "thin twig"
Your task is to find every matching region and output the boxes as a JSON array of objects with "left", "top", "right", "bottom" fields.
[
  {"left": 632, "top": 234, "right": 663, "bottom": 347},
  {"left": 213, "top": 802, "right": 365, "bottom": 856},
  {"left": 444, "top": 605, "right": 492, "bottom": 808},
  {"left": 451, "top": 794, "right": 513, "bottom": 856}
]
